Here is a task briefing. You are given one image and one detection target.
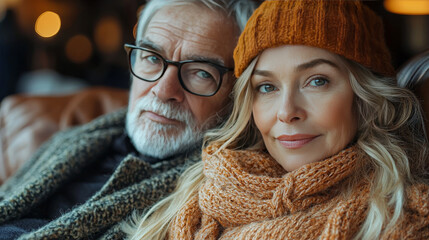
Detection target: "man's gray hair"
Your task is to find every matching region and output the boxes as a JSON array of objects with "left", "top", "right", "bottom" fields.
[
  {"left": 135, "top": 0, "right": 258, "bottom": 42},
  {"left": 397, "top": 49, "right": 429, "bottom": 91}
]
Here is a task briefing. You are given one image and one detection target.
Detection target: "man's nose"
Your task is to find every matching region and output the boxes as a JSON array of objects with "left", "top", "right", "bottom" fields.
[
  {"left": 150, "top": 65, "right": 185, "bottom": 102},
  {"left": 277, "top": 92, "right": 306, "bottom": 123}
]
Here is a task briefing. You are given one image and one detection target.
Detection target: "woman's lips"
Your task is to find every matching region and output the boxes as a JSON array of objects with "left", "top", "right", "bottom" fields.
[{"left": 276, "top": 134, "right": 319, "bottom": 149}]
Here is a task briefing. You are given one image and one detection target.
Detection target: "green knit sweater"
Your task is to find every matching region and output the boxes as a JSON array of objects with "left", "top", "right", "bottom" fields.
[{"left": 0, "top": 108, "right": 201, "bottom": 239}]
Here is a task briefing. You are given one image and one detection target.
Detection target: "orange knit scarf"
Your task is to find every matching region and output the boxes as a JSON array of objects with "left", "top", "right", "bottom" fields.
[{"left": 168, "top": 145, "right": 375, "bottom": 239}]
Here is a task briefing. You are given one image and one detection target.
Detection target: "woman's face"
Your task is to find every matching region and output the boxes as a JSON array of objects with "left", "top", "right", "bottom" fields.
[{"left": 251, "top": 45, "right": 357, "bottom": 172}]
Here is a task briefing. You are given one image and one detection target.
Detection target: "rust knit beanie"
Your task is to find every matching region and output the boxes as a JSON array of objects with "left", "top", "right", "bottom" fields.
[{"left": 233, "top": 0, "right": 395, "bottom": 77}]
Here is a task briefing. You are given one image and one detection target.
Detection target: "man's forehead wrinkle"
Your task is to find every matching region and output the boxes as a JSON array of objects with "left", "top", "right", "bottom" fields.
[
  {"left": 145, "top": 23, "right": 228, "bottom": 65},
  {"left": 145, "top": 25, "right": 182, "bottom": 45},
  {"left": 148, "top": 19, "right": 221, "bottom": 46}
]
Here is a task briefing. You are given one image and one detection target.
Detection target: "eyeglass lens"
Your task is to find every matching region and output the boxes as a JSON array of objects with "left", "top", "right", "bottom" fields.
[{"left": 130, "top": 48, "right": 221, "bottom": 96}]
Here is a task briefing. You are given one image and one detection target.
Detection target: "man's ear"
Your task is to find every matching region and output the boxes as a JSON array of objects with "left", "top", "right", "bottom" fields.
[{"left": 133, "top": 24, "right": 137, "bottom": 40}]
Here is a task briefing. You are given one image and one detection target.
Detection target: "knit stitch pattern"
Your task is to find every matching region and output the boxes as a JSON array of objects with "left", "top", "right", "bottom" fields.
[
  {"left": 233, "top": 0, "right": 394, "bottom": 77},
  {"left": 0, "top": 108, "right": 201, "bottom": 239},
  {"left": 168, "top": 144, "right": 429, "bottom": 239}
]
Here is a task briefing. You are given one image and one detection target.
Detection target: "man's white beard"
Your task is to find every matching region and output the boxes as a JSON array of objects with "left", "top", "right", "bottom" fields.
[{"left": 126, "top": 96, "right": 212, "bottom": 159}]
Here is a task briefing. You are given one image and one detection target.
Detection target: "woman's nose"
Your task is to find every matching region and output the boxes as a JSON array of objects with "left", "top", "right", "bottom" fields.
[{"left": 277, "top": 93, "right": 306, "bottom": 123}]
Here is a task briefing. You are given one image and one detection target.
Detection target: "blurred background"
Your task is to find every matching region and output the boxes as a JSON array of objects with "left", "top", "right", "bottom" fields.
[{"left": 0, "top": 0, "right": 428, "bottom": 101}]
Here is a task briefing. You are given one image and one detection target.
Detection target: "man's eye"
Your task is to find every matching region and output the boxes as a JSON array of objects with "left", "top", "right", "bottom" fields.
[
  {"left": 196, "top": 70, "right": 214, "bottom": 79},
  {"left": 258, "top": 84, "right": 277, "bottom": 93},
  {"left": 145, "top": 55, "right": 161, "bottom": 64},
  {"left": 309, "top": 77, "right": 329, "bottom": 87}
]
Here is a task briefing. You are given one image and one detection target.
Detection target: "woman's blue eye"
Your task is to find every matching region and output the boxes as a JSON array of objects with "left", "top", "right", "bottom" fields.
[
  {"left": 258, "top": 84, "right": 277, "bottom": 93},
  {"left": 309, "top": 78, "right": 328, "bottom": 87}
]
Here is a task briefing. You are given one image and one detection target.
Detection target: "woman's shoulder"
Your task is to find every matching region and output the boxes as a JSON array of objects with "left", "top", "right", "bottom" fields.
[
  {"left": 400, "top": 183, "right": 429, "bottom": 238},
  {"left": 381, "top": 183, "right": 429, "bottom": 239},
  {"left": 404, "top": 183, "right": 429, "bottom": 217}
]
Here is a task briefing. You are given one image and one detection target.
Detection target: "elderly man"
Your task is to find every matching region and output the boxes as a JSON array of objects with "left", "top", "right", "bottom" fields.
[{"left": 0, "top": 0, "right": 257, "bottom": 239}]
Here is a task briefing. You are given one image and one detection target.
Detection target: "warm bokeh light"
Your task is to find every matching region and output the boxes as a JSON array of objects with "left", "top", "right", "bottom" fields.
[
  {"left": 65, "top": 35, "right": 93, "bottom": 63},
  {"left": 94, "top": 17, "right": 122, "bottom": 54},
  {"left": 35, "top": 11, "right": 61, "bottom": 37},
  {"left": 384, "top": 0, "right": 429, "bottom": 15}
]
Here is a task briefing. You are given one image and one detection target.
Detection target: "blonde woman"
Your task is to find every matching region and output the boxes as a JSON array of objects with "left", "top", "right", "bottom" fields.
[{"left": 124, "top": 1, "right": 429, "bottom": 239}]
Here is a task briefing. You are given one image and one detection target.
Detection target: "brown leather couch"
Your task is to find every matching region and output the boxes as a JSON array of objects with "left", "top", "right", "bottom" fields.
[{"left": 0, "top": 87, "right": 129, "bottom": 184}]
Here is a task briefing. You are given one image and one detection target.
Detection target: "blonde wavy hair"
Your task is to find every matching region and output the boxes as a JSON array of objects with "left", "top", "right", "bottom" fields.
[{"left": 123, "top": 54, "right": 428, "bottom": 239}]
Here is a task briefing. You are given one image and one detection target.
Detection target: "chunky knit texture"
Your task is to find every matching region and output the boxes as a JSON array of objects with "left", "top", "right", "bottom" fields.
[
  {"left": 233, "top": 0, "right": 395, "bottom": 77},
  {"left": 0, "top": 109, "right": 201, "bottom": 240},
  {"left": 168, "top": 144, "right": 429, "bottom": 239}
]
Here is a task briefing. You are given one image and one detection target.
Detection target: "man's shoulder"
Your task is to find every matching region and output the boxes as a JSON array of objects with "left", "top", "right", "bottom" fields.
[
  {"left": 42, "top": 108, "right": 128, "bottom": 148},
  {"left": 60, "top": 108, "right": 127, "bottom": 135},
  {"left": 0, "top": 109, "right": 128, "bottom": 196}
]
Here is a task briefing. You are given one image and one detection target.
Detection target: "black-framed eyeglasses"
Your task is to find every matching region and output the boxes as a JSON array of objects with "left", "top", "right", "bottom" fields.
[{"left": 124, "top": 44, "right": 233, "bottom": 97}]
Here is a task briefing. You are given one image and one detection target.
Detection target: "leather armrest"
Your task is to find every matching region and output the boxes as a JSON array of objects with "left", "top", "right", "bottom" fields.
[{"left": 0, "top": 87, "right": 128, "bottom": 184}]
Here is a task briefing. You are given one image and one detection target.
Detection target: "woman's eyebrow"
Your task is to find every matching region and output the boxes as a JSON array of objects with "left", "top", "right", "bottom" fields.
[
  {"left": 296, "top": 58, "right": 341, "bottom": 72},
  {"left": 253, "top": 69, "right": 274, "bottom": 77},
  {"left": 253, "top": 58, "right": 340, "bottom": 77}
]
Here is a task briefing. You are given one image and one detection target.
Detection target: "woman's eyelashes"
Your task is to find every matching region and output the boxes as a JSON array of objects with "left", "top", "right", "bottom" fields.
[
  {"left": 253, "top": 75, "right": 331, "bottom": 94},
  {"left": 306, "top": 76, "right": 330, "bottom": 88},
  {"left": 257, "top": 83, "right": 278, "bottom": 93}
]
